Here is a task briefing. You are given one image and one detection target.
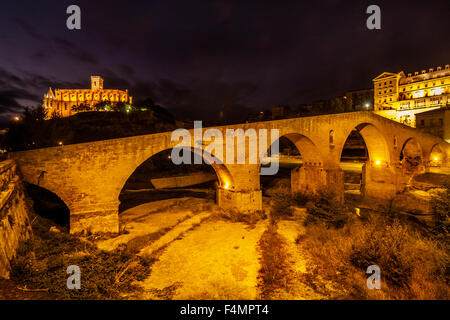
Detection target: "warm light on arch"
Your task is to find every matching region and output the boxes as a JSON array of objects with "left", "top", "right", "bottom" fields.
[{"left": 342, "top": 123, "right": 391, "bottom": 166}]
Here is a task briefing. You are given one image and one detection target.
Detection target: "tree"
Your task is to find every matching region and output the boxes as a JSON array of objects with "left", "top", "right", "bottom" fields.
[
  {"left": 71, "top": 104, "right": 91, "bottom": 112},
  {"left": 138, "top": 97, "right": 175, "bottom": 123},
  {"left": 22, "top": 105, "right": 47, "bottom": 122},
  {"left": 50, "top": 110, "right": 62, "bottom": 119},
  {"left": 93, "top": 101, "right": 110, "bottom": 111},
  {"left": 5, "top": 105, "right": 48, "bottom": 150},
  {"left": 111, "top": 102, "right": 135, "bottom": 113}
]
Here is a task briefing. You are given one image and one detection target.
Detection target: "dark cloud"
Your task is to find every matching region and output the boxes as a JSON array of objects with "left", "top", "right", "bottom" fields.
[
  {"left": 106, "top": 35, "right": 127, "bottom": 51},
  {"left": 15, "top": 18, "right": 45, "bottom": 40},
  {"left": 0, "top": 67, "right": 85, "bottom": 125},
  {"left": 118, "top": 64, "right": 135, "bottom": 76},
  {"left": 0, "top": 0, "right": 449, "bottom": 124},
  {"left": 134, "top": 78, "right": 259, "bottom": 121},
  {"left": 31, "top": 51, "right": 48, "bottom": 60},
  {"left": 53, "top": 37, "right": 99, "bottom": 65},
  {"left": 0, "top": 86, "right": 38, "bottom": 125},
  {"left": 209, "top": 1, "right": 234, "bottom": 23},
  {"left": 0, "top": 68, "right": 26, "bottom": 88}
]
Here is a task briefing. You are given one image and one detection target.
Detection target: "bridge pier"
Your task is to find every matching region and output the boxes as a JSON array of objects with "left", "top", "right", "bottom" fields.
[
  {"left": 216, "top": 187, "right": 262, "bottom": 212},
  {"left": 361, "top": 163, "right": 412, "bottom": 199},
  {"left": 291, "top": 164, "right": 344, "bottom": 202},
  {"left": 216, "top": 164, "right": 262, "bottom": 212},
  {"left": 70, "top": 201, "right": 120, "bottom": 234}
]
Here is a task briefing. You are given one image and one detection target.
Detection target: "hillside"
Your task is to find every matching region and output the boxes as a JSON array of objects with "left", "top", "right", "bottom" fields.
[{"left": 2, "top": 110, "right": 178, "bottom": 152}]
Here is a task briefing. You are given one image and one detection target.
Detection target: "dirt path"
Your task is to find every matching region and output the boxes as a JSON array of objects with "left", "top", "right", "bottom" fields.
[
  {"left": 94, "top": 197, "right": 323, "bottom": 300},
  {"left": 136, "top": 219, "right": 267, "bottom": 300},
  {"left": 97, "top": 198, "right": 212, "bottom": 251},
  {"left": 274, "top": 219, "right": 325, "bottom": 299}
]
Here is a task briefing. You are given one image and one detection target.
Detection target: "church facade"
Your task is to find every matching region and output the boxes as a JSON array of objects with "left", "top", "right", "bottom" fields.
[{"left": 42, "top": 76, "right": 133, "bottom": 117}]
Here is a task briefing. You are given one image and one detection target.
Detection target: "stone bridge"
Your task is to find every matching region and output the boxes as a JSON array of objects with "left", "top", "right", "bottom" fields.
[{"left": 9, "top": 111, "right": 450, "bottom": 234}]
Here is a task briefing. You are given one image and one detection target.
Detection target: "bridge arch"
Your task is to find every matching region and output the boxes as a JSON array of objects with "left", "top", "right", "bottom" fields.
[
  {"left": 399, "top": 137, "right": 424, "bottom": 170},
  {"left": 115, "top": 146, "right": 235, "bottom": 210},
  {"left": 428, "top": 143, "right": 446, "bottom": 166},
  {"left": 338, "top": 122, "right": 392, "bottom": 199},
  {"left": 26, "top": 183, "right": 70, "bottom": 228},
  {"left": 344, "top": 123, "right": 391, "bottom": 165},
  {"left": 276, "top": 132, "right": 324, "bottom": 165},
  {"left": 263, "top": 132, "right": 333, "bottom": 198}
]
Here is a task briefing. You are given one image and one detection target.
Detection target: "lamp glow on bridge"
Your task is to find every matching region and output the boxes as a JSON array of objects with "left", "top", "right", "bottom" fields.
[
  {"left": 224, "top": 182, "right": 229, "bottom": 189},
  {"left": 375, "top": 160, "right": 381, "bottom": 165},
  {"left": 434, "top": 157, "right": 439, "bottom": 161}
]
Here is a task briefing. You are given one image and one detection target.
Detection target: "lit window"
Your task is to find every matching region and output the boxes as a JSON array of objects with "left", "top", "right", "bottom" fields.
[
  {"left": 430, "top": 87, "right": 443, "bottom": 96},
  {"left": 413, "top": 90, "right": 425, "bottom": 98}
]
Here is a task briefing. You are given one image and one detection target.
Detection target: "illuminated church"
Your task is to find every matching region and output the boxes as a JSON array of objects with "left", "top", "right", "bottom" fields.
[
  {"left": 373, "top": 64, "right": 450, "bottom": 127},
  {"left": 42, "top": 76, "right": 133, "bottom": 117}
]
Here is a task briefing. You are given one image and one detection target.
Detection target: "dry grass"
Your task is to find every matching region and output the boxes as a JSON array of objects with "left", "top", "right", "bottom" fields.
[
  {"left": 216, "top": 208, "right": 267, "bottom": 226},
  {"left": 257, "top": 222, "right": 292, "bottom": 299},
  {"left": 299, "top": 211, "right": 449, "bottom": 299},
  {"left": 183, "top": 279, "right": 252, "bottom": 300},
  {"left": 267, "top": 185, "right": 294, "bottom": 219},
  {"left": 9, "top": 215, "right": 156, "bottom": 299}
]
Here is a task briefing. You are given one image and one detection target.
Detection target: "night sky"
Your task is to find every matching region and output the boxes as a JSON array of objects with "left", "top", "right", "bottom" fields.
[{"left": 0, "top": 0, "right": 449, "bottom": 125}]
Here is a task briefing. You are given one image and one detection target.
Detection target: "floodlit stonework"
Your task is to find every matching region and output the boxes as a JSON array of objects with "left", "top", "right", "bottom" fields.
[
  {"left": 42, "top": 76, "right": 133, "bottom": 118},
  {"left": 8, "top": 111, "right": 450, "bottom": 234},
  {"left": 0, "top": 161, "right": 32, "bottom": 278},
  {"left": 373, "top": 65, "right": 450, "bottom": 127}
]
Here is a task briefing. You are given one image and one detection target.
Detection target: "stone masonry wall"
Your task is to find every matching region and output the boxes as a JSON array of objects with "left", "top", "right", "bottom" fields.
[
  {"left": 0, "top": 160, "right": 32, "bottom": 279},
  {"left": 9, "top": 111, "right": 450, "bottom": 234}
]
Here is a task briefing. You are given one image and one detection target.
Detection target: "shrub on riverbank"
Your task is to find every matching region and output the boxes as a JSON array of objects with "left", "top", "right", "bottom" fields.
[
  {"left": 10, "top": 215, "right": 154, "bottom": 299},
  {"left": 299, "top": 211, "right": 449, "bottom": 299}
]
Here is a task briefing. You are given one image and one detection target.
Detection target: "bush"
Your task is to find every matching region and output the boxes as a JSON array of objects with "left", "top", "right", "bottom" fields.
[
  {"left": 432, "top": 183, "right": 450, "bottom": 240},
  {"left": 302, "top": 190, "right": 351, "bottom": 229},
  {"left": 218, "top": 209, "right": 266, "bottom": 226},
  {"left": 350, "top": 220, "right": 414, "bottom": 287},
  {"left": 269, "top": 186, "right": 293, "bottom": 219},
  {"left": 9, "top": 216, "right": 154, "bottom": 299},
  {"left": 300, "top": 213, "right": 449, "bottom": 299}
]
